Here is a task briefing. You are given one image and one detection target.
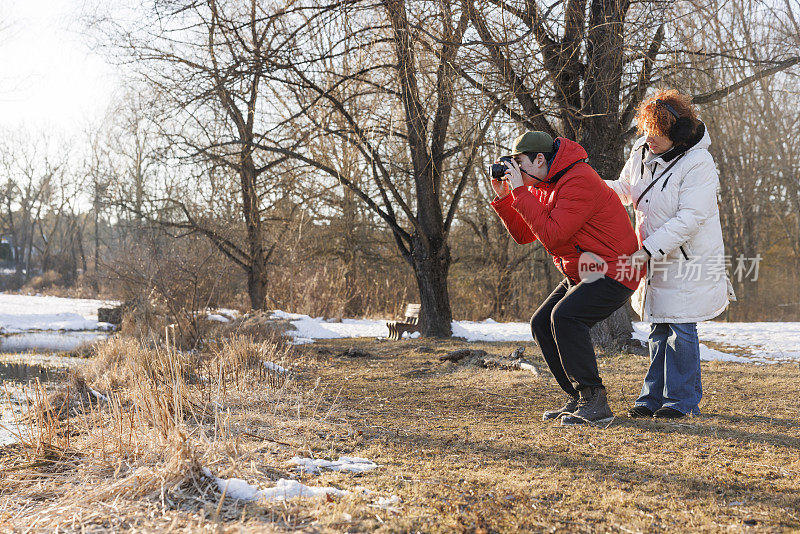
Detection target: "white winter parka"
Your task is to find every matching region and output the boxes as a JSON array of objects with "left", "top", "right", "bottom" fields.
[{"left": 607, "top": 125, "right": 736, "bottom": 323}]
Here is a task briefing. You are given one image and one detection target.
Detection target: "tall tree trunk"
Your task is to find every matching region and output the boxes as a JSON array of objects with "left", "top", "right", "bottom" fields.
[
  {"left": 580, "top": 0, "right": 628, "bottom": 180},
  {"left": 241, "top": 156, "right": 268, "bottom": 310},
  {"left": 493, "top": 267, "right": 513, "bottom": 319},
  {"left": 246, "top": 266, "right": 268, "bottom": 312},
  {"left": 411, "top": 234, "right": 452, "bottom": 337}
]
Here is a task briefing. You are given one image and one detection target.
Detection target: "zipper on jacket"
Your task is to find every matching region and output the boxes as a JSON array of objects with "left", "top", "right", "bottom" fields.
[
  {"left": 635, "top": 153, "right": 687, "bottom": 207},
  {"left": 679, "top": 246, "right": 689, "bottom": 260}
]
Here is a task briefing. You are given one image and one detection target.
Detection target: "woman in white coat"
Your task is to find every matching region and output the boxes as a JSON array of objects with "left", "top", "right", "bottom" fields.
[{"left": 607, "top": 89, "right": 735, "bottom": 419}]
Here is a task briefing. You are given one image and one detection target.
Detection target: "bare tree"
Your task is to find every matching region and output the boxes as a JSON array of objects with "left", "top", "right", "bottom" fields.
[
  {"left": 89, "top": 0, "right": 301, "bottom": 310},
  {"left": 260, "top": 0, "right": 499, "bottom": 336},
  {"left": 0, "top": 133, "right": 68, "bottom": 281},
  {"left": 675, "top": 0, "right": 800, "bottom": 319},
  {"left": 463, "top": 0, "right": 799, "bottom": 176}
]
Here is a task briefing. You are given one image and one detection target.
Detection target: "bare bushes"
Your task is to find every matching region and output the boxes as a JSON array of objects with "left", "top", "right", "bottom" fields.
[
  {"left": 30, "top": 333, "right": 296, "bottom": 454},
  {"left": 24, "top": 269, "right": 62, "bottom": 290},
  {"left": 203, "top": 336, "right": 293, "bottom": 392},
  {"left": 107, "top": 232, "right": 244, "bottom": 347},
  {"left": 1, "top": 333, "right": 308, "bottom": 520},
  {"left": 267, "top": 260, "right": 415, "bottom": 320}
]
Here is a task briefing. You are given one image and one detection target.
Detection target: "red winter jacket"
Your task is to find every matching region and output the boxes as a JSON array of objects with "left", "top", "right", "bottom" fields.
[{"left": 491, "top": 138, "right": 642, "bottom": 290}]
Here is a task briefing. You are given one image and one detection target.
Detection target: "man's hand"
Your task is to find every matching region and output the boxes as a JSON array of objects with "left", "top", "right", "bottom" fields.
[
  {"left": 626, "top": 248, "right": 650, "bottom": 270},
  {"left": 503, "top": 158, "right": 524, "bottom": 189},
  {"left": 490, "top": 176, "right": 511, "bottom": 199}
]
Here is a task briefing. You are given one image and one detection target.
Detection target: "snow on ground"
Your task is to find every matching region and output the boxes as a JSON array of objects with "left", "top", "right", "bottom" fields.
[
  {"left": 271, "top": 311, "right": 389, "bottom": 341},
  {"left": 451, "top": 319, "right": 531, "bottom": 342},
  {"left": 698, "top": 322, "right": 800, "bottom": 363},
  {"left": 263, "top": 361, "right": 288, "bottom": 374},
  {"left": 372, "top": 495, "right": 403, "bottom": 512},
  {"left": 633, "top": 322, "right": 800, "bottom": 364},
  {"left": 272, "top": 310, "right": 800, "bottom": 364},
  {"left": 271, "top": 311, "right": 533, "bottom": 343},
  {"left": 0, "top": 386, "right": 29, "bottom": 446},
  {"left": 0, "top": 294, "right": 117, "bottom": 332},
  {"left": 204, "top": 309, "right": 240, "bottom": 323},
  {"left": 202, "top": 468, "right": 348, "bottom": 502},
  {"left": 288, "top": 456, "right": 379, "bottom": 475}
]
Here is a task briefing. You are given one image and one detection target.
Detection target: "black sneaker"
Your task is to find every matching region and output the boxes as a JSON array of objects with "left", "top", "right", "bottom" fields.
[
  {"left": 561, "top": 387, "right": 614, "bottom": 426},
  {"left": 627, "top": 406, "right": 654, "bottom": 418},
  {"left": 542, "top": 396, "right": 579, "bottom": 421},
  {"left": 653, "top": 407, "right": 685, "bottom": 419}
]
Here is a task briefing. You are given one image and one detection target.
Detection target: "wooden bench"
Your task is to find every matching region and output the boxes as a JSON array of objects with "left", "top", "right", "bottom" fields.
[{"left": 387, "top": 303, "right": 421, "bottom": 340}]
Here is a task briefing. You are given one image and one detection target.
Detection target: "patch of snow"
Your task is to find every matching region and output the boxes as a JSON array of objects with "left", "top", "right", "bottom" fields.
[
  {"left": 631, "top": 322, "right": 649, "bottom": 343},
  {"left": 368, "top": 494, "right": 402, "bottom": 513},
  {"left": 279, "top": 313, "right": 390, "bottom": 341},
  {"left": 214, "top": 308, "right": 241, "bottom": 318},
  {"left": 374, "top": 495, "right": 402, "bottom": 509},
  {"left": 0, "top": 294, "right": 118, "bottom": 332},
  {"left": 697, "top": 322, "right": 800, "bottom": 362},
  {"left": 267, "top": 309, "right": 800, "bottom": 364},
  {"left": 634, "top": 321, "right": 800, "bottom": 364},
  {"left": 270, "top": 310, "right": 309, "bottom": 321},
  {"left": 288, "top": 456, "right": 378, "bottom": 474},
  {"left": 263, "top": 361, "right": 288, "bottom": 374},
  {"left": 698, "top": 344, "right": 756, "bottom": 364},
  {"left": 202, "top": 468, "right": 348, "bottom": 502},
  {"left": 274, "top": 310, "right": 533, "bottom": 344},
  {"left": 0, "top": 332, "right": 109, "bottom": 354},
  {"left": 451, "top": 320, "right": 531, "bottom": 342},
  {"left": 88, "top": 387, "right": 108, "bottom": 402},
  {"left": 0, "top": 385, "right": 28, "bottom": 446},
  {"left": 0, "top": 312, "right": 102, "bottom": 333},
  {"left": 0, "top": 422, "right": 21, "bottom": 446},
  {"left": 206, "top": 314, "right": 230, "bottom": 323}
]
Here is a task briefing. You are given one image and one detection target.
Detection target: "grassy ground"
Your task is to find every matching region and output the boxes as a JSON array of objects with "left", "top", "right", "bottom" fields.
[{"left": 1, "top": 335, "right": 799, "bottom": 532}]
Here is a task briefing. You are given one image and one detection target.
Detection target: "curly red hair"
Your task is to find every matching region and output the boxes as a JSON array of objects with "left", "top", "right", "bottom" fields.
[{"left": 635, "top": 89, "right": 699, "bottom": 138}]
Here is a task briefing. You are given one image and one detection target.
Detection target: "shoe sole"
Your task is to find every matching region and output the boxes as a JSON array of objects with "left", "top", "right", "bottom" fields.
[{"left": 561, "top": 416, "right": 614, "bottom": 427}]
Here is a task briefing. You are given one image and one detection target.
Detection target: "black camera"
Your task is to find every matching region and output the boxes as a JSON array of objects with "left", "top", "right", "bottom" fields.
[{"left": 490, "top": 156, "right": 514, "bottom": 180}]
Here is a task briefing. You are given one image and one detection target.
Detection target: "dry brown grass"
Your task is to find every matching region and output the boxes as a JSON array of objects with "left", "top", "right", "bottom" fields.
[{"left": 1, "top": 335, "right": 799, "bottom": 532}]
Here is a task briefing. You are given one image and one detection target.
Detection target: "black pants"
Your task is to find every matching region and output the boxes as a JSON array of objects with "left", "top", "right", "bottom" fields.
[{"left": 530, "top": 277, "right": 634, "bottom": 397}]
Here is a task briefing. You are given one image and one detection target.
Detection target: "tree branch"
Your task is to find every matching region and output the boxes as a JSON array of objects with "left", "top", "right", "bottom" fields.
[{"left": 693, "top": 56, "right": 800, "bottom": 105}]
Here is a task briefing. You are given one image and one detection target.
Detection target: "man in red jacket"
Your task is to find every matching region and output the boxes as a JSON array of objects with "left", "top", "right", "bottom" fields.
[{"left": 491, "top": 131, "right": 643, "bottom": 425}]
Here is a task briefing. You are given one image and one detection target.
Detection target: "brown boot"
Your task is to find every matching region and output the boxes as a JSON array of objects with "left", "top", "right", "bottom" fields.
[
  {"left": 542, "top": 396, "right": 579, "bottom": 421},
  {"left": 561, "top": 387, "right": 614, "bottom": 426}
]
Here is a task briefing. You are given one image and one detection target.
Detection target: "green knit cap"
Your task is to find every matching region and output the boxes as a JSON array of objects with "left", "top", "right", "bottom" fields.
[{"left": 508, "top": 131, "right": 554, "bottom": 156}]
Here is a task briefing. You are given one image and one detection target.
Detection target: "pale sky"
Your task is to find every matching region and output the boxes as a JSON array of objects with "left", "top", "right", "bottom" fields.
[{"left": 0, "top": 0, "right": 118, "bottom": 136}]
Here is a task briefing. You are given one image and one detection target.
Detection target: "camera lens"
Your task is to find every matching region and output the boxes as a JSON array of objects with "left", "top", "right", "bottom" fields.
[
  {"left": 490, "top": 156, "right": 514, "bottom": 180},
  {"left": 490, "top": 163, "right": 507, "bottom": 180}
]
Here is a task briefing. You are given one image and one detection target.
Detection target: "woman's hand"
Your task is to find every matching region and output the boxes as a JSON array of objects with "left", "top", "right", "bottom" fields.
[{"left": 626, "top": 248, "right": 650, "bottom": 269}]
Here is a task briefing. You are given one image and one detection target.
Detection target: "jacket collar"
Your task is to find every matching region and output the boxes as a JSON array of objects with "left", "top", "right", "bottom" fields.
[
  {"left": 645, "top": 122, "right": 707, "bottom": 166},
  {"left": 532, "top": 137, "right": 587, "bottom": 190}
]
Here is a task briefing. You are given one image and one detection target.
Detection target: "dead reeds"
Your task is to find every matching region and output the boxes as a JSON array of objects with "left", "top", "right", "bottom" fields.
[{"left": 0, "top": 331, "right": 320, "bottom": 530}]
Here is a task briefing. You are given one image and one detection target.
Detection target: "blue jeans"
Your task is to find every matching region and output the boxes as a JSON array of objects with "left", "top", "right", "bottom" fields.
[{"left": 635, "top": 323, "right": 702, "bottom": 415}]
